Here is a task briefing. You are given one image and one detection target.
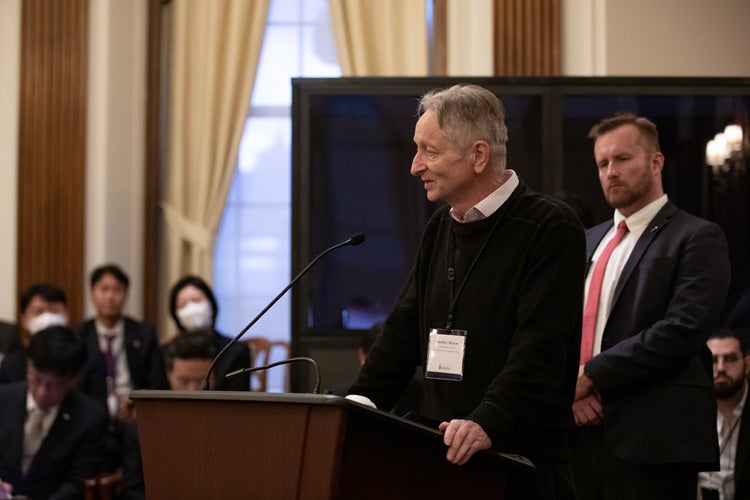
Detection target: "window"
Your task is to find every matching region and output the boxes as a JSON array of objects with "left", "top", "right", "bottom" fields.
[{"left": 213, "top": 0, "right": 340, "bottom": 391}]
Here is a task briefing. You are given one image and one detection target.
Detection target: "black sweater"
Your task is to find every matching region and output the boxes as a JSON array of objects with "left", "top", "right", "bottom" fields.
[{"left": 350, "top": 182, "right": 586, "bottom": 461}]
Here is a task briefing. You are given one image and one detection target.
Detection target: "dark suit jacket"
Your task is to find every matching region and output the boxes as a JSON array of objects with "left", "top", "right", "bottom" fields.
[
  {"left": 75, "top": 317, "right": 166, "bottom": 392},
  {"left": 583, "top": 201, "right": 729, "bottom": 469},
  {"left": 735, "top": 398, "right": 750, "bottom": 499},
  {"left": 0, "top": 382, "right": 108, "bottom": 499}
]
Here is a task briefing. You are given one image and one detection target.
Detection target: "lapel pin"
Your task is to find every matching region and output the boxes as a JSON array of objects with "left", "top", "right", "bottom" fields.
[
  {"left": 650, "top": 225, "right": 659, "bottom": 233},
  {"left": 63, "top": 413, "right": 71, "bottom": 421},
  {"left": 132, "top": 340, "right": 141, "bottom": 349}
]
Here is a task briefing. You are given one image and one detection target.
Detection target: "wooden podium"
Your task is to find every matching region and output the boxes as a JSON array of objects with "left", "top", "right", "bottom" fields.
[{"left": 130, "top": 391, "right": 533, "bottom": 499}]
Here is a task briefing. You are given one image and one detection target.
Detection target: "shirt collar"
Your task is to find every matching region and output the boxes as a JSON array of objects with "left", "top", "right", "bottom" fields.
[
  {"left": 95, "top": 318, "right": 124, "bottom": 338},
  {"left": 26, "top": 391, "right": 60, "bottom": 418},
  {"left": 614, "top": 194, "right": 669, "bottom": 234},
  {"left": 451, "top": 170, "right": 519, "bottom": 223}
]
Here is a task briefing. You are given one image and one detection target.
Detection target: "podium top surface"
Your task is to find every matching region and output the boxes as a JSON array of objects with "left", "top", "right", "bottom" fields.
[
  {"left": 130, "top": 390, "right": 534, "bottom": 471},
  {"left": 131, "top": 389, "right": 348, "bottom": 406}
]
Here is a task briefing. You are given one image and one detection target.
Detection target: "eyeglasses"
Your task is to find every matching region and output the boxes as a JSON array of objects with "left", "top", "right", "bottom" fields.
[{"left": 712, "top": 353, "right": 743, "bottom": 365}]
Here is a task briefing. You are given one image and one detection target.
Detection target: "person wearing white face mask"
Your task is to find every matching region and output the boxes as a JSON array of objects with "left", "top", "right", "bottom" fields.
[
  {"left": 166, "top": 275, "right": 250, "bottom": 391},
  {"left": 0, "top": 283, "right": 107, "bottom": 407}
]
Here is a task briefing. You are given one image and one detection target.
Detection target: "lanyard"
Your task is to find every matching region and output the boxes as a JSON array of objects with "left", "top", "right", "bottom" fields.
[
  {"left": 719, "top": 411, "right": 742, "bottom": 455},
  {"left": 445, "top": 212, "right": 503, "bottom": 329}
]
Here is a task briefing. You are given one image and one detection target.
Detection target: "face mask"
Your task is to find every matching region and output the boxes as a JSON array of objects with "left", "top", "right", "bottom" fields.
[
  {"left": 177, "top": 301, "right": 213, "bottom": 332},
  {"left": 27, "top": 312, "right": 68, "bottom": 335}
]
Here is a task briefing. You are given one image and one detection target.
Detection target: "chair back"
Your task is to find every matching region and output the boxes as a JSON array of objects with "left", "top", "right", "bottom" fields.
[
  {"left": 245, "top": 337, "right": 290, "bottom": 392},
  {"left": 84, "top": 469, "right": 123, "bottom": 500}
]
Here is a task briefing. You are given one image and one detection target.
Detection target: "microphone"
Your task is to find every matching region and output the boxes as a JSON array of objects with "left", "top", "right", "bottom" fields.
[
  {"left": 225, "top": 357, "right": 321, "bottom": 394},
  {"left": 201, "top": 233, "right": 366, "bottom": 390}
]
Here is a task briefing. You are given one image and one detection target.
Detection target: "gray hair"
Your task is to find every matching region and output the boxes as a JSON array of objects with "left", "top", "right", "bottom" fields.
[{"left": 418, "top": 84, "right": 508, "bottom": 172}]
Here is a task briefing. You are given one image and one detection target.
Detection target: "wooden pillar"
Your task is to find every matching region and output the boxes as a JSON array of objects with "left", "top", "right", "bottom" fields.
[{"left": 18, "top": 0, "right": 88, "bottom": 322}]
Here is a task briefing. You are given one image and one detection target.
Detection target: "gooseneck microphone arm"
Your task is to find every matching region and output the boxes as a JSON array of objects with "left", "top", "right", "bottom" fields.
[
  {"left": 200, "top": 233, "right": 365, "bottom": 390},
  {"left": 225, "top": 357, "right": 321, "bottom": 394}
]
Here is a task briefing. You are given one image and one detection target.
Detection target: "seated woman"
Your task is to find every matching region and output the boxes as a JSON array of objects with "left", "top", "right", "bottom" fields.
[{"left": 167, "top": 276, "right": 250, "bottom": 391}]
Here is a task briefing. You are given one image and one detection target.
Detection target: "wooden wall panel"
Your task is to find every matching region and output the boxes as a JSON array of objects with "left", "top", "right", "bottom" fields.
[
  {"left": 494, "top": 0, "right": 560, "bottom": 76},
  {"left": 429, "top": 0, "right": 447, "bottom": 75},
  {"left": 18, "top": 0, "right": 87, "bottom": 323},
  {"left": 143, "top": 0, "right": 165, "bottom": 327}
]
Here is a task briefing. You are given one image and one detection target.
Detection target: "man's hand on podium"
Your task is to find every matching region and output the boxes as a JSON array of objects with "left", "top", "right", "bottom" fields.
[
  {"left": 0, "top": 479, "right": 12, "bottom": 499},
  {"left": 438, "top": 419, "right": 491, "bottom": 466}
]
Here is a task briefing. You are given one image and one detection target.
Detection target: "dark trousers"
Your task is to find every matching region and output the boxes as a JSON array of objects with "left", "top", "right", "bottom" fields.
[{"left": 571, "top": 426, "right": 698, "bottom": 500}]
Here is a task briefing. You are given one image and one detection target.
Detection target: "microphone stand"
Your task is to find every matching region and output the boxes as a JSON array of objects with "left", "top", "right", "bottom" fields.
[
  {"left": 225, "top": 357, "right": 321, "bottom": 394},
  {"left": 200, "top": 233, "right": 365, "bottom": 390}
]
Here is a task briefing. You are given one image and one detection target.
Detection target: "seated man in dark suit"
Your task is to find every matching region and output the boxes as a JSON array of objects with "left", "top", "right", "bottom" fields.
[
  {"left": 118, "top": 331, "right": 217, "bottom": 499},
  {"left": 699, "top": 329, "right": 750, "bottom": 500},
  {"left": 0, "top": 283, "right": 107, "bottom": 407},
  {"left": 0, "top": 326, "right": 108, "bottom": 499},
  {"left": 164, "top": 329, "right": 217, "bottom": 391}
]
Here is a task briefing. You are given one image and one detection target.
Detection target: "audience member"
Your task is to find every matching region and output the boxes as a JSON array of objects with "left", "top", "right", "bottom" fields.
[
  {"left": 164, "top": 329, "right": 217, "bottom": 390},
  {"left": 115, "top": 330, "right": 218, "bottom": 500},
  {"left": 167, "top": 275, "right": 250, "bottom": 391},
  {"left": 699, "top": 329, "right": 750, "bottom": 500},
  {"left": 75, "top": 264, "right": 165, "bottom": 419},
  {"left": 571, "top": 113, "right": 731, "bottom": 499},
  {"left": 0, "top": 326, "right": 107, "bottom": 499},
  {"left": 0, "top": 283, "right": 107, "bottom": 406},
  {"left": 74, "top": 264, "right": 164, "bottom": 499},
  {"left": 348, "top": 84, "right": 585, "bottom": 499}
]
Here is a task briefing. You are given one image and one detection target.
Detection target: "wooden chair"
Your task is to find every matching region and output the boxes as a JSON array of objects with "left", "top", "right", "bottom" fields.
[
  {"left": 245, "top": 337, "right": 290, "bottom": 392},
  {"left": 84, "top": 468, "right": 123, "bottom": 500}
]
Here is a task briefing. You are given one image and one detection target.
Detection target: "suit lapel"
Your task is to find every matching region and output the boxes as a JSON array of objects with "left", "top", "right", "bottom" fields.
[
  {"left": 123, "top": 319, "right": 141, "bottom": 383},
  {"left": 735, "top": 394, "right": 750, "bottom": 494},
  {"left": 609, "top": 202, "right": 677, "bottom": 313},
  {"left": 85, "top": 320, "right": 101, "bottom": 354},
  {"left": 586, "top": 222, "right": 613, "bottom": 272},
  {"left": 28, "top": 393, "right": 75, "bottom": 474}
]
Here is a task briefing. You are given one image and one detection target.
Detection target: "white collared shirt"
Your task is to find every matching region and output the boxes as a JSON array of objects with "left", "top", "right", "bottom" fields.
[
  {"left": 450, "top": 170, "right": 519, "bottom": 223},
  {"left": 699, "top": 381, "right": 748, "bottom": 500},
  {"left": 25, "top": 391, "right": 59, "bottom": 442},
  {"left": 585, "top": 194, "right": 669, "bottom": 355},
  {"left": 96, "top": 319, "right": 132, "bottom": 415}
]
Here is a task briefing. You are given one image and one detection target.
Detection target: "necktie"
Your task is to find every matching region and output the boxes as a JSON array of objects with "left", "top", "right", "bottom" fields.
[
  {"left": 580, "top": 221, "right": 629, "bottom": 365},
  {"left": 104, "top": 334, "right": 117, "bottom": 406},
  {"left": 104, "top": 333, "right": 116, "bottom": 380},
  {"left": 22, "top": 407, "right": 48, "bottom": 474}
]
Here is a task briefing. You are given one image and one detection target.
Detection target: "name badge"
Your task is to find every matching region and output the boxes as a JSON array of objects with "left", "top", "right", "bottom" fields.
[{"left": 425, "top": 328, "right": 466, "bottom": 381}]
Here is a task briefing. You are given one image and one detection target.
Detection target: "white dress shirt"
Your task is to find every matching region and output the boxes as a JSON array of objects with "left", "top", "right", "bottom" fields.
[{"left": 584, "top": 194, "right": 669, "bottom": 355}]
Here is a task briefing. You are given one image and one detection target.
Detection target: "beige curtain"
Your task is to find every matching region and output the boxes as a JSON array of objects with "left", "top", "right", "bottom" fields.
[
  {"left": 160, "top": 0, "right": 270, "bottom": 340},
  {"left": 329, "top": 0, "right": 427, "bottom": 76}
]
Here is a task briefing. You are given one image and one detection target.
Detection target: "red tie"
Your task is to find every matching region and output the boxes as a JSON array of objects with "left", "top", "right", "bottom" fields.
[{"left": 580, "top": 221, "right": 629, "bottom": 364}]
